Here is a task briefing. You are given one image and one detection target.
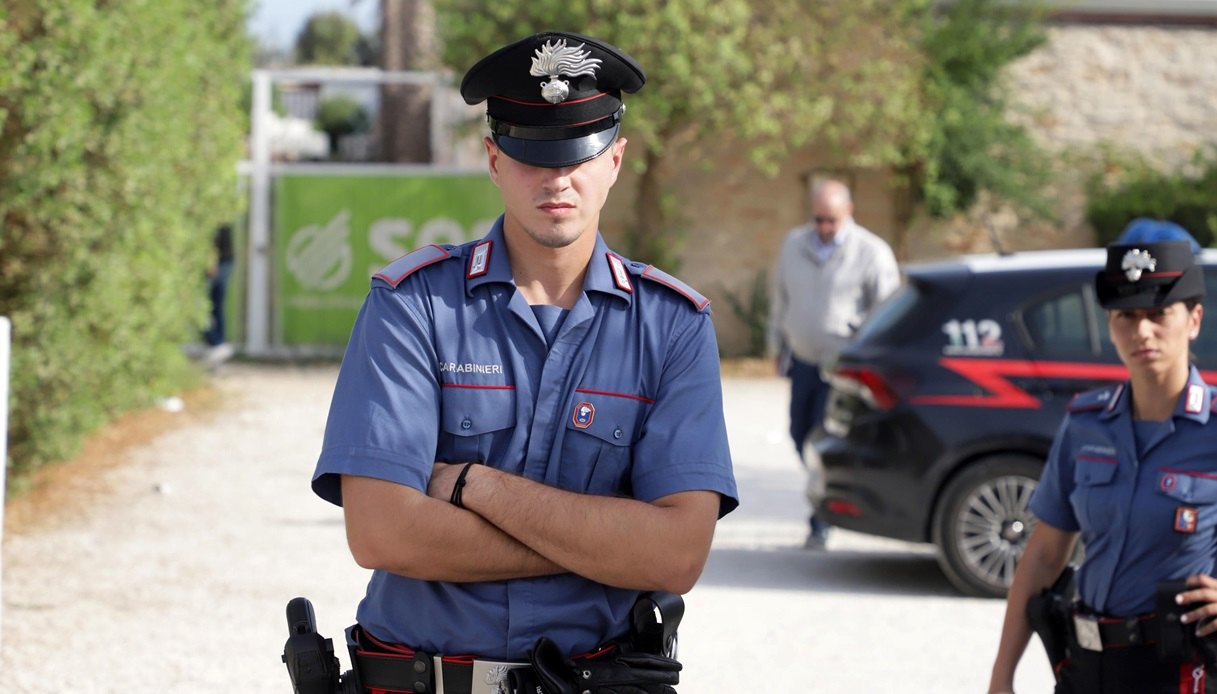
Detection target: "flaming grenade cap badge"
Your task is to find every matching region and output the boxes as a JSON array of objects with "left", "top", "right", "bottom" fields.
[
  {"left": 1121, "top": 248, "right": 1157, "bottom": 282},
  {"left": 530, "top": 39, "right": 602, "bottom": 104}
]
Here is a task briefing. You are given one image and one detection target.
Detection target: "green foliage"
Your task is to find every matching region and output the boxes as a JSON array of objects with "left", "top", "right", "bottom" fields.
[
  {"left": 432, "top": 1, "right": 927, "bottom": 265},
  {"left": 0, "top": 1, "right": 249, "bottom": 478},
  {"left": 315, "top": 95, "right": 371, "bottom": 154},
  {"left": 913, "top": 0, "right": 1053, "bottom": 218},
  {"left": 294, "top": 11, "right": 374, "bottom": 66},
  {"left": 1086, "top": 149, "right": 1217, "bottom": 248},
  {"left": 719, "top": 270, "right": 770, "bottom": 357}
]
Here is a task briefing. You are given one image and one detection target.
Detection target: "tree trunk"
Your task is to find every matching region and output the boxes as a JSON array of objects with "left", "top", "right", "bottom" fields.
[
  {"left": 378, "top": 0, "right": 435, "bottom": 163},
  {"left": 628, "top": 148, "right": 674, "bottom": 267}
]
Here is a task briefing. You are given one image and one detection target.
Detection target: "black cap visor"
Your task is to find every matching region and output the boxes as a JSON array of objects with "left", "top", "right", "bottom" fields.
[
  {"left": 491, "top": 116, "right": 620, "bottom": 168},
  {"left": 1095, "top": 265, "right": 1206, "bottom": 309}
]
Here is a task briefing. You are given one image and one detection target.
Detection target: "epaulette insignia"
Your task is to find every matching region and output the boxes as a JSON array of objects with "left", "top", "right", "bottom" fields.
[
  {"left": 1068, "top": 384, "right": 1121, "bottom": 413},
  {"left": 373, "top": 245, "right": 453, "bottom": 288},
  {"left": 606, "top": 253, "right": 633, "bottom": 293},
  {"left": 641, "top": 265, "right": 710, "bottom": 312},
  {"left": 1185, "top": 384, "right": 1205, "bottom": 414},
  {"left": 467, "top": 240, "right": 492, "bottom": 279}
]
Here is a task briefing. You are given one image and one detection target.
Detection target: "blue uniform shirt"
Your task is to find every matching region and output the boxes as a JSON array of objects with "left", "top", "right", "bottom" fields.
[
  {"left": 312, "top": 217, "right": 738, "bottom": 659},
  {"left": 1030, "top": 366, "right": 1217, "bottom": 615}
]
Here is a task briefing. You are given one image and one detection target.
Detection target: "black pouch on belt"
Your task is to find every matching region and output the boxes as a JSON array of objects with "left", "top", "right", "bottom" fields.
[
  {"left": 525, "top": 636, "right": 680, "bottom": 694},
  {"left": 1156, "top": 579, "right": 1198, "bottom": 662}
]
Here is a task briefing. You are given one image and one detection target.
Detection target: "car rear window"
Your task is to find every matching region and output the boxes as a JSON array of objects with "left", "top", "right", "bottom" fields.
[
  {"left": 853, "top": 282, "right": 923, "bottom": 345},
  {"left": 1022, "top": 288, "right": 1095, "bottom": 357}
]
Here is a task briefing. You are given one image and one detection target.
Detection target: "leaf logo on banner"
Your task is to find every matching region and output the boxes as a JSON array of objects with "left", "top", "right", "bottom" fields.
[{"left": 286, "top": 210, "right": 353, "bottom": 291}]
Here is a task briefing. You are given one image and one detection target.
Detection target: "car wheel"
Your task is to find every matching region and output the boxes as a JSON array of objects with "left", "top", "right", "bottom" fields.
[{"left": 931, "top": 454, "right": 1042, "bottom": 598}]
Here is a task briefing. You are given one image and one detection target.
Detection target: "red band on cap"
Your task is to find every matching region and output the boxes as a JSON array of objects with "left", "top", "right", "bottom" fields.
[{"left": 490, "top": 92, "right": 612, "bottom": 107}]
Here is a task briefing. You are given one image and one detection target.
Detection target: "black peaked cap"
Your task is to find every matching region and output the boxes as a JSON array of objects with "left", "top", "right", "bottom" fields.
[
  {"left": 1095, "top": 240, "right": 1205, "bottom": 309},
  {"left": 460, "top": 32, "right": 645, "bottom": 168}
]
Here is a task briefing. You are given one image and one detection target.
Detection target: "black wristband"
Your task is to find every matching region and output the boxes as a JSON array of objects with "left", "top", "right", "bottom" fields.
[{"left": 450, "top": 462, "right": 478, "bottom": 508}]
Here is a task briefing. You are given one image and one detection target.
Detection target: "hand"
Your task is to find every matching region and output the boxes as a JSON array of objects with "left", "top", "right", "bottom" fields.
[
  {"left": 426, "top": 462, "right": 464, "bottom": 502},
  {"left": 1176, "top": 574, "right": 1217, "bottom": 637}
]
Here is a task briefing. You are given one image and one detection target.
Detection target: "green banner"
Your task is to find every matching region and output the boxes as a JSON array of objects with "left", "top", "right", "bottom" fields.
[{"left": 274, "top": 174, "right": 501, "bottom": 346}]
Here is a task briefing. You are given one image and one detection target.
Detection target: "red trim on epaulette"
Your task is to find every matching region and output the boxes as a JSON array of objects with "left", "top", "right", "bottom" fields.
[
  {"left": 1067, "top": 386, "right": 1118, "bottom": 413},
  {"left": 607, "top": 253, "right": 632, "bottom": 293},
  {"left": 1067, "top": 400, "right": 1106, "bottom": 413},
  {"left": 373, "top": 245, "right": 451, "bottom": 288},
  {"left": 642, "top": 266, "right": 710, "bottom": 311},
  {"left": 467, "top": 240, "right": 492, "bottom": 279}
]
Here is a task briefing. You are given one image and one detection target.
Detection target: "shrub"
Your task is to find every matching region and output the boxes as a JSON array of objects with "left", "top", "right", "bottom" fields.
[
  {"left": 315, "top": 95, "right": 371, "bottom": 156},
  {"left": 0, "top": 1, "right": 249, "bottom": 479},
  {"left": 1086, "top": 150, "right": 1217, "bottom": 248}
]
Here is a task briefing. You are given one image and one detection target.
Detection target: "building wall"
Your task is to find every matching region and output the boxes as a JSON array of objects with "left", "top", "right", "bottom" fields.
[{"left": 1005, "top": 23, "right": 1217, "bottom": 169}]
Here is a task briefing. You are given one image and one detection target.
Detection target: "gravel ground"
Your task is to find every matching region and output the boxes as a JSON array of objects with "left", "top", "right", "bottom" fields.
[{"left": 0, "top": 363, "right": 1056, "bottom": 693}]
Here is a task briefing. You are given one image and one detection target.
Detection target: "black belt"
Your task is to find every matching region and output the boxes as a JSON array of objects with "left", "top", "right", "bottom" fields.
[
  {"left": 347, "top": 626, "right": 532, "bottom": 694},
  {"left": 1071, "top": 607, "right": 1158, "bottom": 651}
]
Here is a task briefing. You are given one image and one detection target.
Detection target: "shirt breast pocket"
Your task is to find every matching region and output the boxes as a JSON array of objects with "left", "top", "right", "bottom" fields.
[
  {"left": 438, "top": 387, "right": 516, "bottom": 463},
  {"left": 560, "top": 396, "right": 647, "bottom": 495},
  {"left": 1070, "top": 457, "right": 1120, "bottom": 530},
  {"left": 1157, "top": 472, "right": 1217, "bottom": 537}
]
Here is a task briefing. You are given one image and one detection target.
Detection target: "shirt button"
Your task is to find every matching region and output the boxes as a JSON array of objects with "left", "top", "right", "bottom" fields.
[
  {"left": 613, "top": 427, "right": 623, "bottom": 439},
  {"left": 461, "top": 418, "right": 472, "bottom": 430}
]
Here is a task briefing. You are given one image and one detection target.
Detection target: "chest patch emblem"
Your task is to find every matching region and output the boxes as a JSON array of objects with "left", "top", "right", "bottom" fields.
[
  {"left": 1175, "top": 505, "right": 1199, "bottom": 534},
  {"left": 572, "top": 401, "right": 595, "bottom": 429},
  {"left": 1161, "top": 473, "right": 1179, "bottom": 493}
]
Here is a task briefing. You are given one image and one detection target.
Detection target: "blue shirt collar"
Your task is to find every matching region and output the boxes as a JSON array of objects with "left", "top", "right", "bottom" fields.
[
  {"left": 465, "top": 215, "right": 633, "bottom": 306},
  {"left": 1101, "top": 365, "right": 1212, "bottom": 425}
]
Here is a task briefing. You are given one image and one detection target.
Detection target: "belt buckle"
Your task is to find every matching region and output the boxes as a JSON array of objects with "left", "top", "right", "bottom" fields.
[
  {"left": 1073, "top": 613, "right": 1103, "bottom": 652},
  {"left": 433, "top": 656, "right": 530, "bottom": 694}
]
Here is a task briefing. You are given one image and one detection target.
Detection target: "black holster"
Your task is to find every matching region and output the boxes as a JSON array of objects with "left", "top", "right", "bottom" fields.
[
  {"left": 516, "top": 591, "right": 686, "bottom": 694},
  {"left": 1026, "top": 565, "right": 1075, "bottom": 673}
]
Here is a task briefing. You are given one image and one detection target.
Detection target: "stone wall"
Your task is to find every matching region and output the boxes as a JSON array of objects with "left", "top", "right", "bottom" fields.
[{"left": 1005, "top": 23, "right": 1217, "bottom": 169}]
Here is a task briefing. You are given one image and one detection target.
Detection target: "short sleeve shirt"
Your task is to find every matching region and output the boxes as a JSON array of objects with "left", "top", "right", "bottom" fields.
[
  {"left": 1030, "top": 367, "right": 1217, "bottom": 615},
  {"left": 312, "top": 218, "right": 738, "bottom": 660}
]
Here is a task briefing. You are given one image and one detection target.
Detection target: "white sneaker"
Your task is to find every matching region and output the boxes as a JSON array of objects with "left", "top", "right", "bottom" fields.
[{"left": 204, "top": 342, "right": 236, "bottom": 367}]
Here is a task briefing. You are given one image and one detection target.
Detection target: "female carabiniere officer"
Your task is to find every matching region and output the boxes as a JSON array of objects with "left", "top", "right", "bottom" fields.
[{"left": 989, "top": 237, "right": 1217, "bottom": 694}]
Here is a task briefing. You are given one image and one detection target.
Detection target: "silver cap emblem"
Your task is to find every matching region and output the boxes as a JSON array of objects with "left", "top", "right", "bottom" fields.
[
  {"left": 485, "top": 664, "right": 510, "bottom": 693},
  {"left": 1121, "top": 248, "right": 1157, "bottom": 282},
  {"left": 530, "top": 39, "right": 602, "bottom": 104}
]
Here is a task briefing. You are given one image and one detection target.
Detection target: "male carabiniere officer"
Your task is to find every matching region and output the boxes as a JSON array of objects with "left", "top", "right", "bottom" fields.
[{"left": 312, "top": 31, "right": 738, "bottom": 693}]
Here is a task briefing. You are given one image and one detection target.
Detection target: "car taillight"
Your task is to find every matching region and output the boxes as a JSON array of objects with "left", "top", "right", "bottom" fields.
[
  {"left": 832, "top": 367, "right": 900, "bottom": 410},
  {"left": 825, "top": 499, "right": 864, "bottom": 517}
]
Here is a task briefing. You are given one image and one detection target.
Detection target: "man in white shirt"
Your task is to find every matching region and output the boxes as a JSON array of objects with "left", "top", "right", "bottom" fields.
[{"left": 768, "top": 179, "right": 901, "bottom": 549}]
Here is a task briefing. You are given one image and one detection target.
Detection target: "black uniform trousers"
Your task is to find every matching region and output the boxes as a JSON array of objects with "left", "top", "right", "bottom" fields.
[{"left": 1056, "top": 645, "right": 1214, "bottom": 694}]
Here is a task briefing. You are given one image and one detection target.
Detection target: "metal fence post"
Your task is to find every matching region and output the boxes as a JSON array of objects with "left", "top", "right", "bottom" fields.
[{"left": 0, "top": 316, "right": 10, "bottom": 648}]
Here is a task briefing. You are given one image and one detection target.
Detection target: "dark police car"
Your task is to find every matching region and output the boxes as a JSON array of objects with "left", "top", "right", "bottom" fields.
[{"left": 809, "top": 248, "right": 1217, "bottom": 598}]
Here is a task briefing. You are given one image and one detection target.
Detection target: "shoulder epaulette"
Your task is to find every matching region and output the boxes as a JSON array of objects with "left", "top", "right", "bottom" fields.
[
  {"left": 639, "top": 265, "right": 710, "bottom": 312},
  {"left": 1068, "top": 384, "right": 1121, "bottom": 413},
  {"left": 373, "top": 244, "right": 456, "bottom": 288}
]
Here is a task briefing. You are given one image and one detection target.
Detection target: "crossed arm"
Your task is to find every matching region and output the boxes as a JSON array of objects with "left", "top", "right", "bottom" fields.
[{"left": 341, "top": 464, "right": 720, "bottom": 594}]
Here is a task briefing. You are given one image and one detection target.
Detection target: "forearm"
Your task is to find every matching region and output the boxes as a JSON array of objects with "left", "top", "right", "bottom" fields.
[
  {"left": 457, "top": 465, "right": 718, "bottom": 593},
  {"left": 989, "top": 525, "right": 1075, "bottom": 692},
  {"left": 341, "top": 474, "right": 564, "bottom": 582}
]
